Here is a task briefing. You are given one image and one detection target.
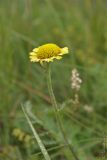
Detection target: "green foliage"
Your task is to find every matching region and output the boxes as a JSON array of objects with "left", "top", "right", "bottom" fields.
[{"left": 0, "top": 0, "right": 107, "bottom": 159}]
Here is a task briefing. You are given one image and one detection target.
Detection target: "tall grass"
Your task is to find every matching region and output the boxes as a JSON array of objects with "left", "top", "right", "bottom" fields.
[{"left": 0, "top": 0, "right": 107, "bottom": 159}]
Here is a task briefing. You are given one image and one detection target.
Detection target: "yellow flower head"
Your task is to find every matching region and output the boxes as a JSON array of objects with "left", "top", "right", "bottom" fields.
[{"left": 29, "top": 43, "right": 68, "bottom": 64}]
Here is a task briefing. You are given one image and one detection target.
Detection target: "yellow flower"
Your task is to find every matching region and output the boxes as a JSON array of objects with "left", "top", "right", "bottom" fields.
[
  {"left": 12, "top": 128, "right": 25, "bottom": 141},
  {"left": 24, "top": 135, "right": 31, "bottom": 143},
  {"left": 29, "top": 43, "right": 68, "bottom": 64},
  {"left": 12, "top": 128, "right": 21, "bottom": 137}
]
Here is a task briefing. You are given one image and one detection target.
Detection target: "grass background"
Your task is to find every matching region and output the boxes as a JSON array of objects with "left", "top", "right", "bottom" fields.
[{"left": 0, "top": 0, "right": 107, "bottom": 159}]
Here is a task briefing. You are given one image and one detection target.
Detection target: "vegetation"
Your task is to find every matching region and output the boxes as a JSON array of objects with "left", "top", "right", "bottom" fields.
[{"left": 0, "top": 0, "right": 107, "bottom": 159}]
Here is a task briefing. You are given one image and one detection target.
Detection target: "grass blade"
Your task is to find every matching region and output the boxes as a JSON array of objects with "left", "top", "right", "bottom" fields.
[{"left": 22, "top": 105, "right": 51, "bottom": 160}]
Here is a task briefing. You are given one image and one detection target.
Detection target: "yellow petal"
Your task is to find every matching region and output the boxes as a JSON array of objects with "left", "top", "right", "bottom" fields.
[
  {"left": 40, "top": 60, "right": 44, "bottom": 66},
  {"left": 48, "top": 57, "right": 54, "bottom": 62},
  {"left": 56, "top": 56, "right": 62, "bottom": 60},
  {"left": 33, "top": 48, "right": 39, "bottom": 52},
  {"left": 44, "top": 58, "right": 52, "bottom": 62},
  {"left": 30, "top": 56, "right": 39, "bottom": 62},
  {"left": 29, "top": 52, "right": 36, "bottom": 56},
  {"left": 60, "top": 47, "right": 69, "bottom": 55}
]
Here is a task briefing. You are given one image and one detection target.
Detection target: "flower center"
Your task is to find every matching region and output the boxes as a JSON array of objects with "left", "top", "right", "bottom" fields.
[{"left": 37, "top": 43, "right": 61, "bottom": 59}]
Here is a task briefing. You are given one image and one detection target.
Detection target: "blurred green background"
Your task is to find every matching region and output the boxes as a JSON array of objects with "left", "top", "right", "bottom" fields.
[{"left": 0, "top": 0, "right": 107, "bottom": 159}]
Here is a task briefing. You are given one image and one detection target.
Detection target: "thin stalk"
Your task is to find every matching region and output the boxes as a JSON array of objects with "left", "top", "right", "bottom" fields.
[
  {"left": 22, "top": 105, "right": 51, "bottom": 160},
  {"left": 47, "top": 65, "right": 79, "bottom": 160}
]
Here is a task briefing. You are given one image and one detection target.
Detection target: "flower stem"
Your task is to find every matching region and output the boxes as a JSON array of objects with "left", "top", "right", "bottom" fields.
[{"left": 47, "top": 65, "right": 79, "bottom": 160}]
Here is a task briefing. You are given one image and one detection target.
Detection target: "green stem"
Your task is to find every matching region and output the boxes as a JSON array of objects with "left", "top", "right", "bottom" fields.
[{"left": 47, "top": 65, "right": 79, "bottom": 160}]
